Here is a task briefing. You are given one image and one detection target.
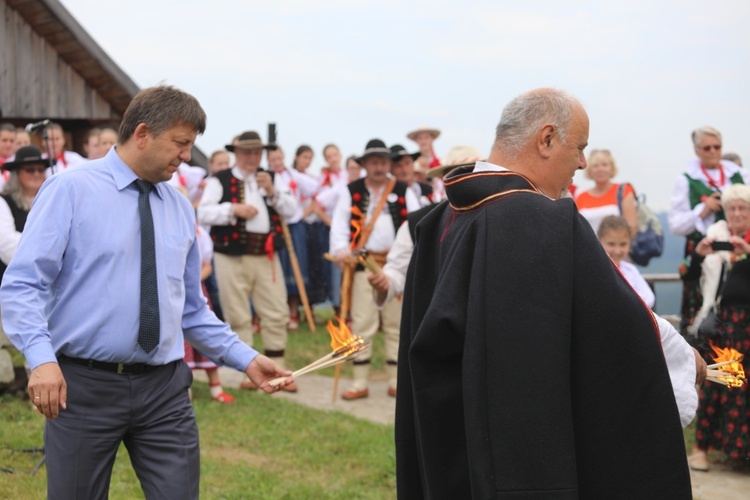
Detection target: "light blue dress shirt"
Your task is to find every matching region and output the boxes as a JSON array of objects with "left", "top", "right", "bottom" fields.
[{"left": 0, "top": 147, "right": 257, "bottom": 372}]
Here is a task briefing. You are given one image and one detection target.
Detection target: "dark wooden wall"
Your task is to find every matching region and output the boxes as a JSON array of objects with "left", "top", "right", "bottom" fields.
[{"left": 0, "top": 1, "right": 117, "bottom": 121}]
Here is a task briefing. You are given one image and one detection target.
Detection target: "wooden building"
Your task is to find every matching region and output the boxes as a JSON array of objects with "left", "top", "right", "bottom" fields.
[{"left": 0, "top": 0, "right": 207, "bottom": 165}]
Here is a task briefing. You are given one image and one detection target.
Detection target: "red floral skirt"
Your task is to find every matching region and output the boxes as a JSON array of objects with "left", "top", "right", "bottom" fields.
[{"left": 695, "top": 305, "right": 750, "bottom": 459}]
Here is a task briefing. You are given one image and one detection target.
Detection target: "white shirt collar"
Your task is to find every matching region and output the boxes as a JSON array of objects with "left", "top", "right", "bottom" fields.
[{"left": 472, "top": 161, "right": 509, "bottom": 173}]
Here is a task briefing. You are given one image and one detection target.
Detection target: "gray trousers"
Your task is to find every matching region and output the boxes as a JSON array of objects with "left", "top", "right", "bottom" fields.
[{"left": 46, "top": 358, "right": 199, "bottom": 499}]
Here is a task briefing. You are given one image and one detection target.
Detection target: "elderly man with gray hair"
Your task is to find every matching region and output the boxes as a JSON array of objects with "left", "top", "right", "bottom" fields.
[
  {"left": 396, "top": 88, "right": 695, "bottom": 498},
  {"left": 668, "top": 126, "right": 750, "bottom": 335}
]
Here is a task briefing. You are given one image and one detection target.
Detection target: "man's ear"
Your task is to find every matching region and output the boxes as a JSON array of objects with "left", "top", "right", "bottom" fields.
[
  {"left": 133, "top": 123, "right": 150, "bottom": 149},
  {"left": 537, "top": 123, "right": 555, "bottom": 159}
]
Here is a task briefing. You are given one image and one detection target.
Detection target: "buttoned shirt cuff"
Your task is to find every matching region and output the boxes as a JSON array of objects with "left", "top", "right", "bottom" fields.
[
  {"left": 25, "top": 341, "right": 59, "bottom": 372},
  {"left": 223, "top": 342, "right": 258, "bottom": 372}
]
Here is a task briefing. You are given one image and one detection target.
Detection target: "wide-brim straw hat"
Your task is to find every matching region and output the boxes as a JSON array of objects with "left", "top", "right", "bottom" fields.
[
  {"left": 407, "top": 126, "right": 441, "bottom": 141},
  {"left": 389, "top": 144, "right": 421, "bottom": 162},
  {"left": 2, "top": 145, "right": 46, "bottom": 171},
  {"left": 427, "top": 145, "right": 485, "bottom": 179},
  {"left": 225, "top": 131, "right": 272, "bottom": 152},
  {"left": 356, "top": 139, "right": 392, "bottom": 164}
]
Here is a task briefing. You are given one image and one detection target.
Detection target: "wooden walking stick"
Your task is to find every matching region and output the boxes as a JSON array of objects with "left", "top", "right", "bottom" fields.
[
  {"left": 267, "top": 122, "right": 315, "bottom": 332},
  {"left": 332, "top": 261, "right": 354, "bottom": 401},
  {"left": 280, "top": 219, "right": 316, "bottom": 332}
]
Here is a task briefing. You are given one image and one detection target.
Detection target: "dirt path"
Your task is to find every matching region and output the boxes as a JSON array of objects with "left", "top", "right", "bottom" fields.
[
  {"left": 197, "top": 368, "right": 750, "bottom": 498},
  {"left": 194, "top": 367, "right": 395, "bottom": 425}
]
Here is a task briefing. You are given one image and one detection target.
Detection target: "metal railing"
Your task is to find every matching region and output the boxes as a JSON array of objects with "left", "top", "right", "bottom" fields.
[{"left": 643, "top": 273, "right": 681, "bottom": 326}]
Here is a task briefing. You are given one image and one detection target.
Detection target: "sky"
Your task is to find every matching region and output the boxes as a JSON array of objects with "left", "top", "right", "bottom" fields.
[{"left": 60, "top": 0, "right": 750, "bottom": 211}]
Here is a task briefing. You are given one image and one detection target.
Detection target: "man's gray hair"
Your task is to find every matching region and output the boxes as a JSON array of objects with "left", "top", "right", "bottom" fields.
[{"left": 494, "top": 88, "right": 580, "bottom": 159}]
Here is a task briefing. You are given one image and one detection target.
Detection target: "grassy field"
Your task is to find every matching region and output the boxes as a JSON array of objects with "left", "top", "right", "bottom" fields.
[
  {"left": 0, "top": 307, "right": 703, "bottom": 498},
  {"left": 0, "top": 309, "right": 396, "bottom": 499}
]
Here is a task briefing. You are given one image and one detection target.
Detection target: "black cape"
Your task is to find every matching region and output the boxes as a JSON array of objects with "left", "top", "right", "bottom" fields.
[{"left": 395, "top": 167, "right": 691, "bottom": 499}]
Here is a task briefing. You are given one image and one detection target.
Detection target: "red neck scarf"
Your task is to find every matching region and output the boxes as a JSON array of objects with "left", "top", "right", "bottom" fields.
[{"left": 700, "top": 163, "right": 725, "bottom": 191}]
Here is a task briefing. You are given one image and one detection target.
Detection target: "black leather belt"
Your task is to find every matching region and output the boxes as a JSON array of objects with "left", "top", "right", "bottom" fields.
[{"left": 59, "top": 355, "right": 165, "bottom": 375}]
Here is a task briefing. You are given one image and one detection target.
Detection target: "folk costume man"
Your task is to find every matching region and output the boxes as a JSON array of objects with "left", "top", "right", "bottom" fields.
[
  {"left": 389, "top": 144, "right": 434, "bottom": 208},
  {"left": 197, "top": 131, "right": 298, "bottom": 391},
  {"left": 0, "top": 86, "right": 293, "bottom": 499},
  {"left": 330, "top": 139, "right": 419, "bottom": 400},
  {"left": 396, "top": 89, "right": 695, "bottom": 499}
]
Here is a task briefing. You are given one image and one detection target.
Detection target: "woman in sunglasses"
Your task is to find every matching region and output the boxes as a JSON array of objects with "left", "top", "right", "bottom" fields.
[
  {"left": 0, "top": 145, "right": 46, "bottom": 277},
  {"left": 668, "top": 127, "right": 750, "bottom": 335},
  {"left": 0, "top": 145, "right": 47, "bottom": 385}
]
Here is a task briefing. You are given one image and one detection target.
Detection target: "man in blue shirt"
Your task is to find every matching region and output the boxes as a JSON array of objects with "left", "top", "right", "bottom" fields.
[{"left": 0, "top": 85, "right": 293, "bottom": 499}]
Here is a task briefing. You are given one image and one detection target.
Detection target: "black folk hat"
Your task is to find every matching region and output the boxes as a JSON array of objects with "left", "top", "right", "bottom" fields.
[
  {"left": 389, "top": 144, "right": 421, "bottom": 162},
  {"left": 2, "top": 145, "right": 47, "bottom": 171},
  {"left": 356, "top": 139, "right": 392, "bottom": 164},
  {"left": 225, "top": 131, "right": 273, "bottom": 152}
]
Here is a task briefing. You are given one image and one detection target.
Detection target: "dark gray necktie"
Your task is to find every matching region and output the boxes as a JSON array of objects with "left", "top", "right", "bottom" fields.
[{"left": 136, "top": 179, "right": 160, "bottom": 353}]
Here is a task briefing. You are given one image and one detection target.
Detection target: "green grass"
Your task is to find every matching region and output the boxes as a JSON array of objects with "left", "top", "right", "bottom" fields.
[{"left": 0, "top": 308, "right": 395, "bottom": 499}]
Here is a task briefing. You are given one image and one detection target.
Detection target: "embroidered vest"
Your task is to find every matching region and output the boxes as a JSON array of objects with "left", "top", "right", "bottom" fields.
[
  {"left": 684, "top": 171, "right": 744, "bottom": 236},
  {"left": 347, "top": 178, "right": 409, "bottom": 249},
  {"left": 417, "top": 181, "right": 434, "bottom": 202},
  {"left": 0, "top": 195, "right": 29, "bottom": 281},
  {"left": 210, "top": 169, "right": 284, "bottom": 255}
]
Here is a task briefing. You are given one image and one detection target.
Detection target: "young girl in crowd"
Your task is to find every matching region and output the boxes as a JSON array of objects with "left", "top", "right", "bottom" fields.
[
  {"left": 295, "top": 145, "right": 330, "bottom": 311},
  {"left": 597, "top": 215, "right": 655, "bottom": 308},
  {"left": 320, "top": 144, "right": 345, "bottom": 189},
  {"left": 208, "top": 150, "right": 231, "bottom": 174},
  {"left": 184, "top": 224, "right": 233, "bottom": 403}
]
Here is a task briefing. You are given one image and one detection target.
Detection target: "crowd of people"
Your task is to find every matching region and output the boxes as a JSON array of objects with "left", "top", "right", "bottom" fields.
[{"left": 0, "top": 85, "right": 748, "bottom": 497}]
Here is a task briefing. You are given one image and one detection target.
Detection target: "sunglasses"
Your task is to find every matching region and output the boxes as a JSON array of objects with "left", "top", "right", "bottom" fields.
[
  {"left": 20, "top": 166, "right": 47, "bottom": 174},
  {"left": 700, "top": 145, "right": 721, "bottom": 152}
]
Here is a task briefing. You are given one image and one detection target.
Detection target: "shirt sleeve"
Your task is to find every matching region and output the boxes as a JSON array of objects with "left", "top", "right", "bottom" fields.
[
  {"left": 289, "top": 169, "right": 322, "bottom": 198},
  {"left": 315, "top": 185, "right": 339, "bottom": 217},
  {"left": 404, "top": 188, "right": 420, "bottom": 213},
  {"left": 197, "top": 177, "right": 235, "bottom": 226},
  {"left": 621, "top": 262, "right": 655, "bottom": 309},
  {"left": 668, "top": 174, "right": 709, "bottom": 236},
  {"left": 654, "top": 313, "right": 698, "bottom": 428},
  {"left": 0, "top": 176, "right": 72, "bottom": 370},
  {"left": 0, "top": 197, "right": 21, "bottom": 265},
  {"left": 181, "top": 232, "right": 258, "bottom": 371},
  {"left": 269, "top": 174, "right": 297, "bottom": 219},
  {"left": 330, "top": 189, "right": 353, "bottom": 254},
  {"left": 375, "top": 220, "right": 414, "bottom": 306}
]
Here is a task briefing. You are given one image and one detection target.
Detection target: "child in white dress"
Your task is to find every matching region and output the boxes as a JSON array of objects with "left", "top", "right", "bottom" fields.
[{"left": 597, "top": 215, "right": 655, "bottom": 308}]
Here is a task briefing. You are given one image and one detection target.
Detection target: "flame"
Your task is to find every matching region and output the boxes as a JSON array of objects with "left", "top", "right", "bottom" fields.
[
  {"left": 709, "top": 342, "right": 746, "bottom": 388},
  {"left": 350, "top": 205, "right": 364, "bottom": 250},
  {"left": 327, "top": 317, "right": 366, "bottom": 358}
]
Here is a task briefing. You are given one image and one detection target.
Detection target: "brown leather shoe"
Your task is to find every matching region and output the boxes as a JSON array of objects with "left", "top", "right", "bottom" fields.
[
  {"left": 240, "top": 380, "right": 259, "bottom": 390},
  {"left": 341, "top": 388, "right": 369, "bottom": 400},
  {"left": 387, "top": 387, "right": 397, "bottom": 398}
]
